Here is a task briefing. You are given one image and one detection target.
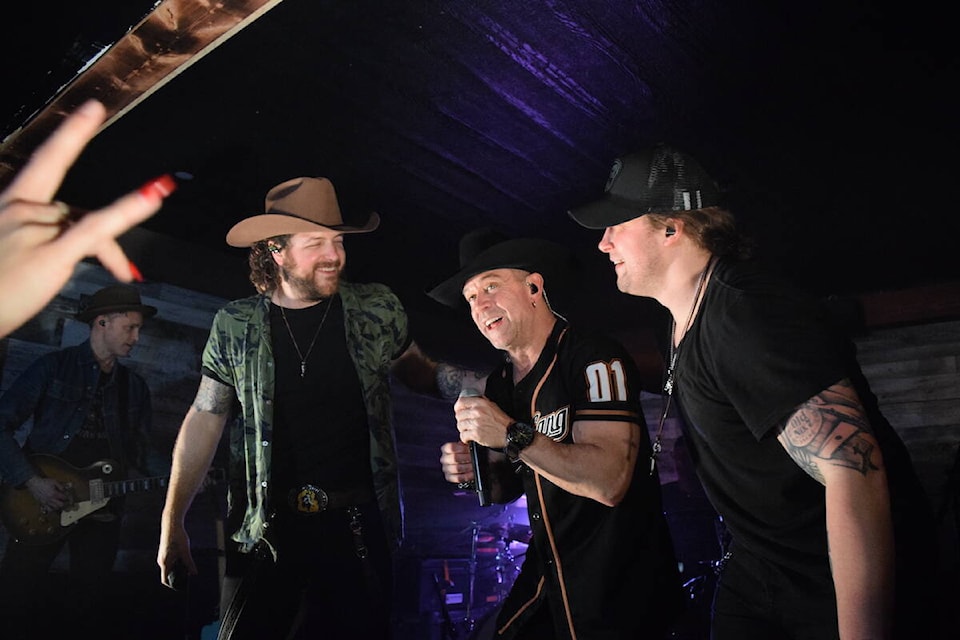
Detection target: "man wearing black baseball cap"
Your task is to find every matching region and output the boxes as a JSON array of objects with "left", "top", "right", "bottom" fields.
[
  {"left": 568, "top": 144, "right": 938, "bottom": 639},
  {"left": 0, "top": 284, "right": 165, "bottom": 639}
]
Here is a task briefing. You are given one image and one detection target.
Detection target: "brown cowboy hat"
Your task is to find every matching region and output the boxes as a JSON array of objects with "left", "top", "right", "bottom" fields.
[
  {"left": 225, "top": 177, "right": 380, "bottom": 247},
  {"left": 76, "top": 285, "right": 158, "bottom": 323},
  {"left": 428, "top": 227, "right": 575, "bottom": 308}
]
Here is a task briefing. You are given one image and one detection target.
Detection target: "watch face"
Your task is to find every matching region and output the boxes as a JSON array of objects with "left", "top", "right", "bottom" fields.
[{"left": 508, "top": 422, "right": 535, "bottom": 449}]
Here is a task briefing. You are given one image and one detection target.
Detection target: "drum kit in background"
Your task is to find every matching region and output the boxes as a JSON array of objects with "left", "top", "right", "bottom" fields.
[{"left": 429, "top": 515, "right": 531, "bottom": 640}]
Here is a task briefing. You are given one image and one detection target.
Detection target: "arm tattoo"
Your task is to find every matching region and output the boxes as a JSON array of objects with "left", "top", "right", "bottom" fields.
[
  {"left": 776, "top": 379, "right": 880, "bottom": 485},
  {"left": 192, "top": 376, "right": 234, "bottom": 415},
  {"left": 436, "top": 362, "right": 490, "bottom": 401},
  {"left": 435, "top": 363, "right": 465, "bottom": 400}
]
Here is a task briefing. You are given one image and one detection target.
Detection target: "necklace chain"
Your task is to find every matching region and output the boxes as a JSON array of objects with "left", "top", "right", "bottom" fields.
[
  {"left": 663, "top": 264, "right": 706, "bottom": 394},
  {"left": 650, "top": 256, "right": 716, "bottom": 475},
  {"left": 278, "top": 298, "right": 332, "bottom": 379}
]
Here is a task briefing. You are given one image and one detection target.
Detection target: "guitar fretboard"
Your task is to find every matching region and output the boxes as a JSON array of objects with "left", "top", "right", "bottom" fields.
[{"left": 101, "top": 476, "right": 170, "bottom": 499}]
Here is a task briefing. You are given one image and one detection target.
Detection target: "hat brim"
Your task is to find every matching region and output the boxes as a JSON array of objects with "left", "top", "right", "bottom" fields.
[
  {"left": 225, "top": 212, "right": 381, "bottom": 247},
  {"left": 428, "top": 238, "right": 574, "bottom": 308},
  {"left": 568, "top": 195, "right": 644, "bottom": 230},
  {"left": 77, "top": 304, "right": 158, "bottom": 323}
]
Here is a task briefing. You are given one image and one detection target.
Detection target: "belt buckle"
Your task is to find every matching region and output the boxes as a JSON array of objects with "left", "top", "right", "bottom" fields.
[{"left": 291, "top": 484, "right": 328, "bottom": 514}]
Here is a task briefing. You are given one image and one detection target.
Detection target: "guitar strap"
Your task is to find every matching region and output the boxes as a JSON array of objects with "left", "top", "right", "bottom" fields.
[
  {"left": 116, "top": 366, "right": 129, "bottom": 427},
  {"left": 113, "top": 366, "right": 129, "bottom": 475}
]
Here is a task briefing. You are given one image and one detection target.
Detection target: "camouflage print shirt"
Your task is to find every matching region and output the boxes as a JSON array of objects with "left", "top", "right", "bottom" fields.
[{"left": 200, "top": 281, "right": 410, "bottom": 556}]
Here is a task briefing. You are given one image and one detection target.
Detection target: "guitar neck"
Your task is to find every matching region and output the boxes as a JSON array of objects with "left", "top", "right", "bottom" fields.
[{"left": 101, "top": 475, "right": 170, "bottom": 498}]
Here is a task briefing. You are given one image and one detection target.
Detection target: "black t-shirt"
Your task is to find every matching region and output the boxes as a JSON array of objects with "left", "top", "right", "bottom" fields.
[
  {"left": 61, "top": 372, "right": 112, "bottom": 468},
  {"left": 674, "top": 258, "right": 934, "bottom": 577},
  {"left": 60, "top": 370, "right": 124, "bottom": 516},
  {"left": 267, "top": 296, "right": 371, "bottom": 498}
]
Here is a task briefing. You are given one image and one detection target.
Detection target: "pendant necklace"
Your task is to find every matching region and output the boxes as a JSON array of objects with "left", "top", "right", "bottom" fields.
[
  {"left": 650, "top": 256, "right": 716, "bottom": 475},
  {"left": 278, "top": 298, "right": 332, "bottom": 378}
]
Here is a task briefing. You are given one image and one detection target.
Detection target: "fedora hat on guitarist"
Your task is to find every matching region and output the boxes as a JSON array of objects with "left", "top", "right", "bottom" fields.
[{"left": 76, "top": 284, "right": 157, "bottom": 323}]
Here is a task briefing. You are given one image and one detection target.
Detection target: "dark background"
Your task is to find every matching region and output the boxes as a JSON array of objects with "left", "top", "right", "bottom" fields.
[
  {"left": 2, "top": 0, "right": 957, "bottom": 331},
  {"left": 1, "top": 1, "right": 958, "bottom": 638}
]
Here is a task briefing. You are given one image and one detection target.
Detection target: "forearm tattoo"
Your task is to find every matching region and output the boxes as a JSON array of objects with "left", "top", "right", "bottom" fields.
[
  {"left": 192, "top": 376, "right": 234, "bottom": 415},
  {"left": 435, "top": 363, "right": 465, "bottom": 400},
  {"left": 776, "top": 379, "right": 880, "bottom": 485},
  {"left": 435, "top": 362, "right": 489, "bottom": 400}
]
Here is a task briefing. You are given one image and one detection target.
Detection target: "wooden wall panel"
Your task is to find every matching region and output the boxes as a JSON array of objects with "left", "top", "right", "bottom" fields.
[{"left": 854, "top": 319, "right": 960, "bottom": 523}]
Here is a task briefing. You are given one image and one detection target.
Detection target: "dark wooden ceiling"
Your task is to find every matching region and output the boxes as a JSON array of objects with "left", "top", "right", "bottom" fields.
[
  {"left": 2, "top": 4, "right": 958, "bottom": 631},
  {"left": 3, "top": 0, "right": 957, "bottom": 341}
]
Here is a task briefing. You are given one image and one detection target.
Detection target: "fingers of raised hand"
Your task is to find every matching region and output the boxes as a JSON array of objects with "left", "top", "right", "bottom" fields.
[{"left": 3, "top": 100, "right": 107, "bottom": 204}]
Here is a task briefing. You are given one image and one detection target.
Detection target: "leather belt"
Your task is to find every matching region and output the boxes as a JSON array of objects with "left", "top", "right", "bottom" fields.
[{"left": 286, "top": 484, "right": 375, "bottom": 515}]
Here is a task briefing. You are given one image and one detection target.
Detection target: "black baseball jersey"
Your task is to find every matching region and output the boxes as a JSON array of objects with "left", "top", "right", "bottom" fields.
[{"left": 484, "top": 319, "right": 681, "bottom": 639}]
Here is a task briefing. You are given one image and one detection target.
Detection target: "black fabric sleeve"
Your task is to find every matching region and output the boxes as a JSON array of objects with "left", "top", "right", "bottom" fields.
[{"left": 701, "top": 270, "right": 847, "bottom": 439}]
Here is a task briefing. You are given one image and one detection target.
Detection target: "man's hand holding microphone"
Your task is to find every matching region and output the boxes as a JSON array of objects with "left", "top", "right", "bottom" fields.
[{"left": 439, "top": 386, "right": 513, "bottom": 506}]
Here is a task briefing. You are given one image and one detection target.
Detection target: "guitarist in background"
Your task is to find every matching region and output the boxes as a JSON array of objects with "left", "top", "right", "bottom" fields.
[{"left": 0, "top": 284, "right": 167, "bottom": 639}]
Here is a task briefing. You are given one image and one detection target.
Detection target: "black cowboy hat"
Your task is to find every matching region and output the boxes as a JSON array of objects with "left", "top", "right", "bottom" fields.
[
  {"left": 76, "top": 285, "right": 158, "bottom": 323},
  {"left": 428, "top": 227, "right": 575, "bottom": 308}
]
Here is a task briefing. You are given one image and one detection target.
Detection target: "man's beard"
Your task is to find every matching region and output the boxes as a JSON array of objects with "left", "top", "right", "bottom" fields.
[{"left": 281, "top": 261, "right": 342, "bottom": 301}]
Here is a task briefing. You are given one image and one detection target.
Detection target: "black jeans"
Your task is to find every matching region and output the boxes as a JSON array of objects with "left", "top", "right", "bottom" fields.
[
  {"left": 710, "top": 546, "right": 838, "bottom": 640},
  {"left": 218, "top": 500, "right": 393, "bottom": 640}
]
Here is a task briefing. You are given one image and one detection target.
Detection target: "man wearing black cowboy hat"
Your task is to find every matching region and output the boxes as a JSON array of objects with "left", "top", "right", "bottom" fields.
[
  {"left": 0, "top": 283, "right": 166, "bottom": 639},
  {"left": 158, "top": 177, "right": 444, "bottom": 639},
  {"left": 432, "top": 228, "right": 683, "bottom": 639}
]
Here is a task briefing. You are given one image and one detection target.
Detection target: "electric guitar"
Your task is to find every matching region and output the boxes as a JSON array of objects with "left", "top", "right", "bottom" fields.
[{"left": 0, "top": 454, "right": 223, "bottom": 545}]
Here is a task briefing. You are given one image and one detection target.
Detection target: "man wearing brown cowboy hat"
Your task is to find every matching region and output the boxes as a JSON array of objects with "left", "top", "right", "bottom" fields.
[
  {"left": 432, "top": 228, "right": 683, "bottom": 640},
  {"left": 0, "top": 283, "right": 166, "bottom": 639},
  {"left": 158, "top": 176, "right": 444, "bottom": 639}
]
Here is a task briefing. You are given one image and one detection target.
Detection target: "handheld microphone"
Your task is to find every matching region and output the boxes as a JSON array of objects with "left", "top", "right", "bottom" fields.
[
  {"left": 166, "top": 561, "right": 188, "bottom": 592},
  {"left": 459, "top": 387, "right": 490, "bottom": 506}
]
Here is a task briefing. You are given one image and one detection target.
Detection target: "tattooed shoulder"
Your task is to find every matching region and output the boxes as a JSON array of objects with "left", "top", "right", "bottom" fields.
[
  {"left": 776, "top": 381, "right": 881, "bottom": 484},
  {"left": 192, "top": 375, "right": 235, "bottom": 414}
]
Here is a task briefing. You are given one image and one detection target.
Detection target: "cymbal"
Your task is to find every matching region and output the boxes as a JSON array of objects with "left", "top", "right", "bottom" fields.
[
  {"left": 475, "top": 545, "right": 504, "bottom": 555},
  {"left": 483, "top": 522, "right": 532, "bottom": 544}
]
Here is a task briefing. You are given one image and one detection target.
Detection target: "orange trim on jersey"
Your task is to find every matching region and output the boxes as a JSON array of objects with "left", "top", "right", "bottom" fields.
[
  {"left": 497, "top": 576, "right": 545, "bottom": 635},
  {"left": 529, "top": 326, "right": 567, "bottom": 415},
  {"left": 527, "top": 325, "right": 578, "bottom": 639},
  {"left": 575, "top": 408, "right": 640, "bottom": 421},
  {"left": 535, "top": 471, "right": 577, "bottom": 639}
]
